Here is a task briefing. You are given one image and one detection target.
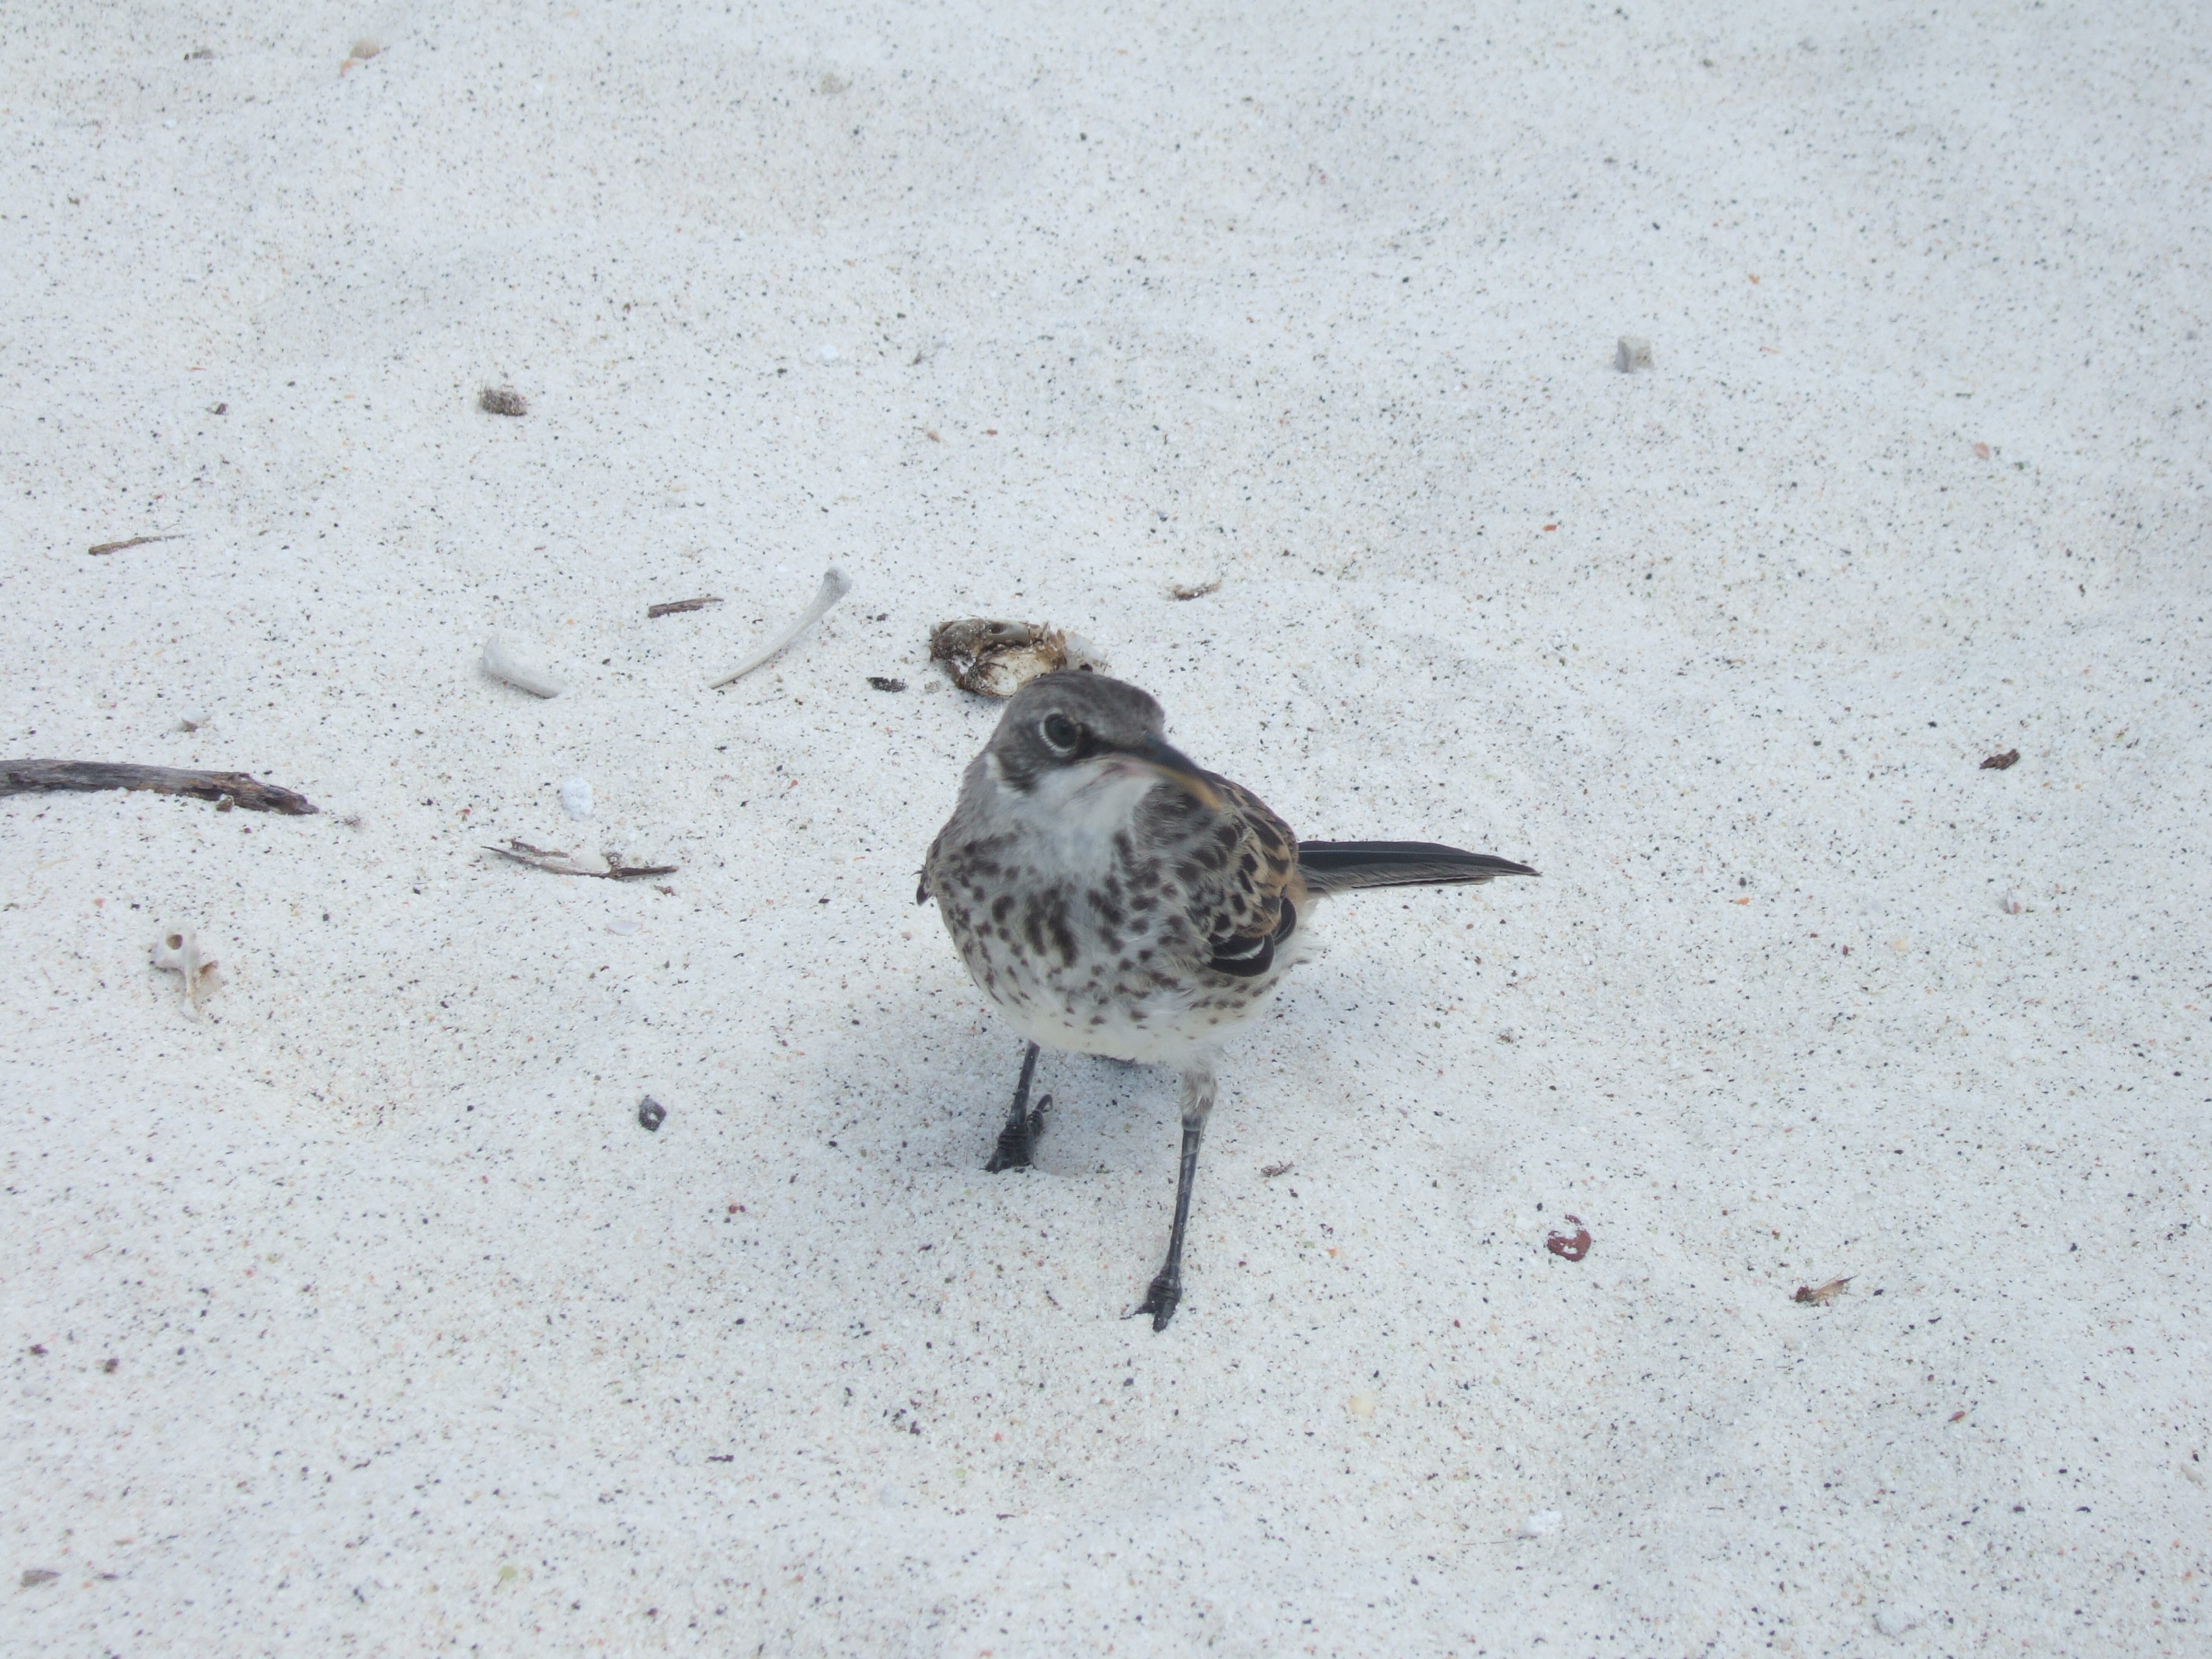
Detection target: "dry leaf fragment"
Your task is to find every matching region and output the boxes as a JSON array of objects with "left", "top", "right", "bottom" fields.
[
  {"left": 1169, "top": 578, "right": 1221, "bottom": 601},
  {"left": 1793, "top": 1278, "right": 1850, "bottom": 1304},
  {"left": 647, "top": 596, "right": 723, "bottom": 618},
  {"left": 1261, "top": 1161, "right": 1294, "bottom": 1179},
  {"left": 485, "top": 839, "right": 676, "bottom": 881}
]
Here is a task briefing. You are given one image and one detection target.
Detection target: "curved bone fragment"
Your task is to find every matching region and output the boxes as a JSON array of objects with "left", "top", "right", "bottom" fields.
[{"left": 708, "top": 567, "right": 850, "bottom": 688}]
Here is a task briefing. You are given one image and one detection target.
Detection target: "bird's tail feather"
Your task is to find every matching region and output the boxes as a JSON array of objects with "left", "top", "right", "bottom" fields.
[{"left": 1296, "top": 840, "right": 1538, "bottom": 894}]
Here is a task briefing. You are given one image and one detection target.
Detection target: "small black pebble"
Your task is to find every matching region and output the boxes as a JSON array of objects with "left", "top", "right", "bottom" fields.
[
  {"left": 868, "top": 676, "right": 906, "bottom": 692},
  {"left": 638, "top": 1096, "right": 666, "bottom": 1132}
]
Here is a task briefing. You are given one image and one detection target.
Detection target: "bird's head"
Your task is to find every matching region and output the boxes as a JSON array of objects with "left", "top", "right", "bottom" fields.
[{"left": 983, "top": 672, "right": 1221, "bottom": 813}]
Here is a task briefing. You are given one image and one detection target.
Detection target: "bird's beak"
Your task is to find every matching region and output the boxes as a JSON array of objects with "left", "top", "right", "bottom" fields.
[{"left": 1125, "top": 734, "right": 1222, "bottom": 812}]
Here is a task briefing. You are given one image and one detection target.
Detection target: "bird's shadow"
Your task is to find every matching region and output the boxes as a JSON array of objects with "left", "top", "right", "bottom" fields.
[
  {"left": 812, "top": 979, "right": 1184, "bottom": 1182},
  {"left": 1010, "top": 1051, "right": 1182, "bottom": 1180}
]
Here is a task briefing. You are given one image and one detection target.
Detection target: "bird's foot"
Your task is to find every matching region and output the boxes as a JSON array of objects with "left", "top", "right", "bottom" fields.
[
  {"left": 983, "top": 1094, "right": 1052, "bottom": 1173},
  {"left": 1130, "top": 1270, "right": 1182, "bottom": 1332}
]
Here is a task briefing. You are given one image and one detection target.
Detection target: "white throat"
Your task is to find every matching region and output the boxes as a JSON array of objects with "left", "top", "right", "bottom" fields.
[{"left": 986, "top": 753, "right": 1163, "bottom": 875}]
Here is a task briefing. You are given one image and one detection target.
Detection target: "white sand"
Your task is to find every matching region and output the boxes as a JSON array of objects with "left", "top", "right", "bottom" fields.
[{"left": 3, "top": 3, "right": 2208, "bottom": 1652}]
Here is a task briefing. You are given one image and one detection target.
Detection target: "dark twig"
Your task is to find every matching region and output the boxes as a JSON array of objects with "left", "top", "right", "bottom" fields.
[
  {"left": 87, "top": 535, "right": 180, "bottom": 556},
  {"left": 485, "top": 838, "right": 677, "bottom": 881},
  {"left": 2, "top": 759, "right": 319, "bottom": 815},
  {"left": 648, "top": 596, "right": 725, "bottom": 618}
]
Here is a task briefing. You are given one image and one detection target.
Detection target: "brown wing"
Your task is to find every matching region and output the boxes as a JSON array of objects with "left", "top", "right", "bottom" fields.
[{"left": 1139, "top": 772, "right": 1305, "bottom": 978}]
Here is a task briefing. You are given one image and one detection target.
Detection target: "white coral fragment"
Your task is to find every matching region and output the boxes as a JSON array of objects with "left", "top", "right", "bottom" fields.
[
  {"left": 152, "top": 930, "right": 222, "bottom": 1007},
  {"left": 482, "top": 635, "right": 566, "bottom": 698}
]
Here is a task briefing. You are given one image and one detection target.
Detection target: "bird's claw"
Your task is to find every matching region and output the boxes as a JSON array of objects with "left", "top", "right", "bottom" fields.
[
  {"left": 1130, "top": 1271, "right": 1182, "bottom": 1331},
  {"left": 984, "top": 1094, "right": 1051, "bottom": 1173}
]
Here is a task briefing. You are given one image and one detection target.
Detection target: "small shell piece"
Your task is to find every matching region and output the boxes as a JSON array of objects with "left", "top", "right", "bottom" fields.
[
  {"left": 152, "top": 930, "right": 221, "bottom": 1007},
  {"left": 558, "top": 777, "right": 593, "bottom": 821},
  {"left": 1873, "top": 1605, "right": 1924, "bottom": 1638},
  {"left": 1615, "top": 336, "right": 1654, "bottom": 372},
  {"left": 927, "top": 617, "right": 1110, "bottom": 697},
  {"left": 482, "top": 635, "right": 566, "bottom": 698}
]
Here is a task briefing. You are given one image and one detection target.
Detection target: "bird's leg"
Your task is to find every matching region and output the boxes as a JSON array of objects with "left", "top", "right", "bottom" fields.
[
  {"left": 984, "top": 1042, "right": 1051, "bottom": 1173},
  {"left": 1133, "top": 1066, "right": 1215, "bottom": 1331}
]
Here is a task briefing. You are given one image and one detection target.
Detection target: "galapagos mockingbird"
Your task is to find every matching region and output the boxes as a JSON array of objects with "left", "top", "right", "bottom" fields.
[{"left": 920, "top": 671, "right": 1535, "bottom": 1330}]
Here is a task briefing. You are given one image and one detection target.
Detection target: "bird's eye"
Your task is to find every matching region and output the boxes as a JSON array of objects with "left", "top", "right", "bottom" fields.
[{"left": 1039, "top": 712, "right": 1080, "bottom": 754}]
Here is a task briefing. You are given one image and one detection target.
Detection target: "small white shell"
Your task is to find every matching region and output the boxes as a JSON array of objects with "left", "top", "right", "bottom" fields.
[
  {"left": 1061, "top": 631, "right": 1109, "bottom": 673},
  {"left": 482, "top": 635, "right": 566, "bottom": 698},
  {"left": 558, "top": 777, "right": 593, "bottom": 820},
  {"left": 1518, "top": 1509, "right": 1562, "bottom": 1539},
  {"left": 151, "top": 930, "right": 222, "bottom": 1007}
]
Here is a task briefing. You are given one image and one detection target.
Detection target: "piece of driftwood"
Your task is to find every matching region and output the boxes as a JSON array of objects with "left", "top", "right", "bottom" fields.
[
  {"left": 485, "top": 838, "right": 676, "bottom": 881},
  {"left": 648, "top": 596, "right": 724, "bottom": 618},
  {"left": 1, "top": 760, "right": 320, "bottom": 815}
]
